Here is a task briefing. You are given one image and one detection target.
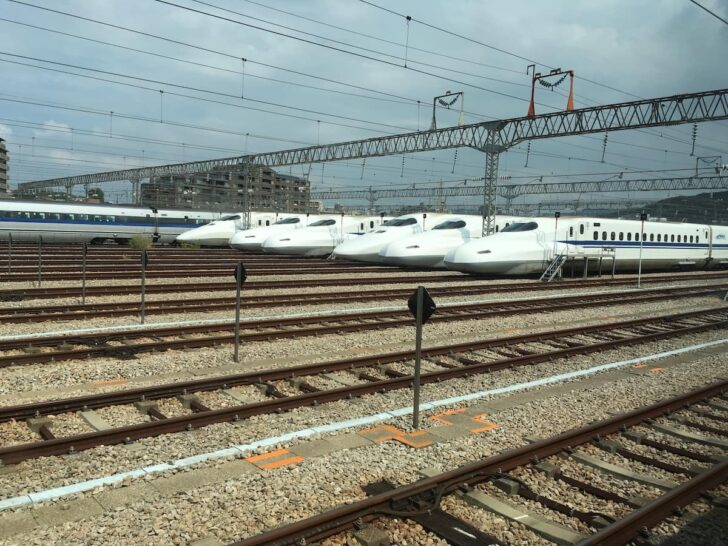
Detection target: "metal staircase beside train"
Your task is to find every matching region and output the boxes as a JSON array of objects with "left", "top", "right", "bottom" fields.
[{"left": 539, "top": 254, "right": 568, "bottom": 282}]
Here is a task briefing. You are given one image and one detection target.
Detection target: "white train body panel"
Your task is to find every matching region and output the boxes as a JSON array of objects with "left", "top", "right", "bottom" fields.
[
  {"left": 379, "top": 215, "right": 527, "bottom": 268},
  {"left": 229, "top": 214, "right": 326, "bottom": 251},
  {"left": 332, "top": 212, "right": 453, "bottom": 263},
  {"left": 0, "top": 200, "right": 223, "bottom": 244},
  {"left": 444, "top": 217, "right": 728, "bottom": 275},
  {"left": 262, "top": 215, "right": 387, "bottom": 256},
  {"left": 175, "top": 212, "right": 277, "bottom": 247}
]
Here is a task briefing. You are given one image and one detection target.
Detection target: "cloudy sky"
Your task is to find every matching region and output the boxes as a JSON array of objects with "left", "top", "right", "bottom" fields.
[{"left": 0, "top": 0, "right": 726, "bottom": 210}]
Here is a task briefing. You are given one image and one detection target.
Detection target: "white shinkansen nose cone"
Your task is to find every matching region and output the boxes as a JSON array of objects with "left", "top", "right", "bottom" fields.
[
  {"left": 443, "top": 243, "right": 488, "bottom": 274},
  {"left": 332, "top": 215, "right": 423, "bottom": 263},
  {"left": 444, "top": 219, "right": 552, "bottom": 275},
  {"left": 229, "top": 215, "right": 308, "bottom": 251},
  {"left": 379, "top": 216, "right": 481, "bottom": 268},
  {"left": 379, "top": 232, "right": 452, "bottom": 267},
  {"left": 176, "top": 220, "right": 237, "bottom": 247}
]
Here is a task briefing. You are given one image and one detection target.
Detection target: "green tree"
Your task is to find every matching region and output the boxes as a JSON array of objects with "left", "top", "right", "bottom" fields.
[{"left": 87, "top": 187, "right": 105, "bottom": 201}]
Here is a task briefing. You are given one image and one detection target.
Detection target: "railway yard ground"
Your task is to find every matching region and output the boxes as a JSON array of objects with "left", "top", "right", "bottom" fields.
[{"left": 0, "top": 245, "right": 726, "bottom": 546}]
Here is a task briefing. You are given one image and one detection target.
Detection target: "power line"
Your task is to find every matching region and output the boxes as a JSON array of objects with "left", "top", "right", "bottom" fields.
[
  {"left": 185, "top": 0, "right": 534, "bottom": 92},
  {"left": 2, "top": 0, "right": 428, "bottom": 105},
  {"left": 152, "top": 0, "right": 545, "bottom": 107},
  {"left": 0, "top": 17, "right": 416, "bottom": 109},
  {"left": 688, "top": 0, "right": 728, "bottom": 26},
  {"left": 0, "top": 53, "right": 416, "bottom": 133},
  {"left": 357, "top": 0, "right": 728, "bottom": 136},
  {"left": 237, "top": 0, "right": 524, "bottom": 75},
  {"left": 9, "top": 0, "right": 718, "bottom": 156}
]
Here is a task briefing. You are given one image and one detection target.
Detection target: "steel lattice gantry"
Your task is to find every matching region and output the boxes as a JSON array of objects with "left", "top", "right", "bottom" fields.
[
  {"left": 310, "top": 175, "right": 728, "bottom": 201},
  {"left": 18, "top": 88, "right": 728, "bottom": 234}
]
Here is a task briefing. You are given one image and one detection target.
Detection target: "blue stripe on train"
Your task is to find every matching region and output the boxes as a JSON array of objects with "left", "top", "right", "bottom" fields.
[
  {"left": 0, "top": 218, "right": 200, "bottom": 229},
  {"left": 559, "top": 240, "right": 728, "bottom": 249}
]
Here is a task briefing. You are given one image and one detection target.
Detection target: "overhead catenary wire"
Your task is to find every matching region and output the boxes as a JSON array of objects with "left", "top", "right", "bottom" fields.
[
  {"left": 6, "top": 0, "right": 724, "bottom": 153},
  {"left": 688, "top": 0, "right": 728, "bottom": 26},
  {"left": 357, "top": 0, "right": 728, "bottom": 137},
  {"left": 3, "top": 0, "right": 722, "bottom": 194}
]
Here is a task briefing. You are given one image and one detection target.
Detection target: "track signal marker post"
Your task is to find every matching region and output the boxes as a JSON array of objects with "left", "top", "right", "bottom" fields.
[
  {"left": 81, "top": 243, "right": 88, "bottom": 304},
  {"left": 36, "top": 236, "right": 43, "bottom": 287},
  {"left": 140, "top": 250, "right": 148, "bottom": 324},
  {"left": 233, "top": 261, "right": 247, "bottom": 363},
  {"left": 407, "top": 286, "right": 437, "bottom": 429}
]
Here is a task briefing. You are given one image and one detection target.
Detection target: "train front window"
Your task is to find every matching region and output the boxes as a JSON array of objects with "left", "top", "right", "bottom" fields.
[
  {"left": 433, "top": 220, "right": 467, "bottom": 230},
  {"left": 501, "top": 221, "right": 538, "bottom": 232},
  {"left": 309, "top": 219, "right": 336, "bottom": 226},
  {"left": 274, "top": 217, "right": 300, "bottom": 224},
  {"left": 382, "top": 218, "right": 417, "bottom": 227},
  {"left": 219, "top": 215, "right": 241, "bottom": 221}
]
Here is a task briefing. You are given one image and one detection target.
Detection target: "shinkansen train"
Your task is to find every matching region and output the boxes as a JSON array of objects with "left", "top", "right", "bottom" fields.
[
  {"left": 0, "top": 200, "right": 227, "bottom": 244},
  {"left": 444, "top": 217, "right": 728, "bottom": 275}
]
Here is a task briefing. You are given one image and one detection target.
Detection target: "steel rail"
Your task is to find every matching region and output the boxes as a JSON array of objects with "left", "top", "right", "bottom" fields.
[
  {"left": 0, "top": 265, "right": 401, "bottom": 281},
  {"left": 577, "top": 461, "right": 728, "bottom": 545},
  {"left": 1, "top": 289, "right": 724, "bottom": 367},
  {"left": 1, "top": 307, "right": 725, "bottom": 424},
  {"left": 1, "top": 282, "right": 724, "bottom": 323},
  {"left": 0, "top": 274, "right": 472, "bottom": 301},
  {"left": 230, "top": 379, "right": 728, "bottom": 546},
  {"left": 0, "top": 309, "right": 725, "bottom": 463},
  {"left": 2, "top": 270, "right": 727, "bottom": 303}
]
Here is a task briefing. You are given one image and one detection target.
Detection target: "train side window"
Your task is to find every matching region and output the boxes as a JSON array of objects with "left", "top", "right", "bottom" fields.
[
  {"left": 635, "top": 232, "right": 639, "bottom": 241},
  {"left": 650, "top": 234, "right": 654, "bottom": 241},
  {"left": 671, "top": 234, "right": 675, "bottom": 242},
  {"left": 370, "top": 221, "right": 374, "bottom": 228},
  {"left": 678, "top": 235, "right": 682, "bottom": 243},
  {"left": 610, "top": 231, "right": 616, "bottom": 241},
  {"left": 696, "top": 235, "right": 699, "bottom": 243},
  {"left": 642, "top": 233, "right": 647, "bottom": 241},
  {"left": 602, "top": 231, "right": 607, "bottom": 240},
  {"left": 627, "top": 232, "right": 632, "bottom": 241},
  {"left": 593, "top": 231, "right": 598, "bottom": 240},
  {"left": 266, "top": 220, "right": 270, "bottom": 226},
  {"left": 657, "top": 234, "right": 661, "bottom": 242},
  {"left": 690, "top": 235, "right": 694, "bottom": 243},
  {"left": 569, "top": 226, "right": 573, "bottom": 237},
  {"left": 495, "top": 225, "right": 499, "bottom": 233},
  {"left": 580, "top": 224, "right": 584, "bottom": 235},
  {"left": 664, "top": 234, "right": 667, "bottom": 242},
  {"left": 618, "top": 232, "right": 623, "bottom": 241}
]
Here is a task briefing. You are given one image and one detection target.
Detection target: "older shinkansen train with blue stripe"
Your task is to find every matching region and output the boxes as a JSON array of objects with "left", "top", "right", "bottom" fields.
[
  {"left": 0, "top": 199, "right": 226, "bottom": 244},
  {"left": 444, "top": 217, "right": 728, "bottom": 275}
]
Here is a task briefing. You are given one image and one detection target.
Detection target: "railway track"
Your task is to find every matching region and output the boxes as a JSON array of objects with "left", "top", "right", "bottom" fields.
[
  {"left": 3, "top": 280, "right": 726, "bottom": 323},
  {"left": 1, "top": 307, "right": 726, "bottom": 464},
  {"left": 232, "top": 380, "right": 728, "bottom": 546},
  {"left": 2, "top": 270, "right": 728, "bottom": 303},
  {"left": 0, "top": 264, "right": 400, "bottom": 281},
  {"left": 1, "top": 286, "right": 725, "bottom": 367}
]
